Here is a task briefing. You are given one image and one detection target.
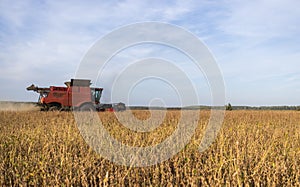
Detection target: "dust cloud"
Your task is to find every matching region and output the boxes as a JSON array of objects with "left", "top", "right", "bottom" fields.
[{"left": 0, "top": 102, "right": 40, "bottom": 111}]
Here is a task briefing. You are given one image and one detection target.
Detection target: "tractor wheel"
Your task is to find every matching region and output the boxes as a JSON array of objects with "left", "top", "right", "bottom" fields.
[{"left": 79, "top": 104, "right": 95, "bottom": 111}]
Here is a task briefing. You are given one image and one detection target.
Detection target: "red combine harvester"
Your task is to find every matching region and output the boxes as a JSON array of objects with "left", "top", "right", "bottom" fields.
[{"left": 26, "top": 79, "right": 126, "bottom": 111}]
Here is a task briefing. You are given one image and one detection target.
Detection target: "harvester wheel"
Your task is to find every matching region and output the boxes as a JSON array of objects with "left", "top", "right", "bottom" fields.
[
  {"left": 49, "top": 106, "right": 60, "bottom": 111},
  {"left": 79, "top": 104, "right": 95, "bottom": 111}
]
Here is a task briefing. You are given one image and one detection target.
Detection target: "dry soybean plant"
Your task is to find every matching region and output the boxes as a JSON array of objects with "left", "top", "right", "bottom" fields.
[{"left": 0, "top": 110, "right": 300, "bottom": 186}]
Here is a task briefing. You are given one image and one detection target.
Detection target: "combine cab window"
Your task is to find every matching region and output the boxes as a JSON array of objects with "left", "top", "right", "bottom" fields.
[{"left": 91, "top": 89, "right": 102, "bottom": 103}]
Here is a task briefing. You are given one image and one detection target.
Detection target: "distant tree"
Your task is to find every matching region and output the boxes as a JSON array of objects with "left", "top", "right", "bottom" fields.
[
  {"left": 226, "top": 103, "right": 233, "bottom": 111},
  {"left": 296, "top": 106, "right": 300, "bottom": 111}
]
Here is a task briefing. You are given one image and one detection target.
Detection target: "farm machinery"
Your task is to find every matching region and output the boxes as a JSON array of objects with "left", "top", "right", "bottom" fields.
[{"left": 26, "top": 79, "right": 126, "bottom": 112}]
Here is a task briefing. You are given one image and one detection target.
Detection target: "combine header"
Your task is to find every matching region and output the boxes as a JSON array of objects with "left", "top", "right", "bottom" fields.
[{"left": 27, "top": 79, "right": 125, "bottom": 112}]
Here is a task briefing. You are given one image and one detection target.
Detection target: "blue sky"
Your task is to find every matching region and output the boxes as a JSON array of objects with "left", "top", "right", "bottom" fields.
[{"left": 0, "top": 0, "right": 299, "bottom": 106}]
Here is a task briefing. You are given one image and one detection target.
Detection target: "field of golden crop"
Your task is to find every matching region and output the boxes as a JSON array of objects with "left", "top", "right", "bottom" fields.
[{"left": 1, "top": 110, "right": 300, "bottom": 186}]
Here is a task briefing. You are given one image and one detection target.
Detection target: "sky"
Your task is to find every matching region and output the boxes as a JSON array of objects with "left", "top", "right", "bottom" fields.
[{"left": 0, "top": 0, "right": 300, "bottom": 106}]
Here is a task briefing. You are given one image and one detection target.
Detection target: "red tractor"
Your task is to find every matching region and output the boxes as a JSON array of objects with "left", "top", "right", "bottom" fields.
[{"left": 27, "top": 79, "right": 125, "bottom": 111}]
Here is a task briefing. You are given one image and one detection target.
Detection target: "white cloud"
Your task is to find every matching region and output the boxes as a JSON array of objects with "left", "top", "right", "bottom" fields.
[
  {"left": 219, "top": 0, "right": 300, "bottom": 38},
  {"left": 0, "top": 0, "right": 31, "bottom": 29}
]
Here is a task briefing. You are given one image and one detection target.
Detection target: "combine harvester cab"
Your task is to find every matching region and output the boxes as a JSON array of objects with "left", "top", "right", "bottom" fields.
[{"left": 27, "top": 79, "right": 125, "bottom": 112}]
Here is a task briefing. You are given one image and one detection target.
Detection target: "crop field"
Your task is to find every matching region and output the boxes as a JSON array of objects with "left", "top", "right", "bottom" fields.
[{"left": 0, "top": 110, "right": 300, "bottom": 186}]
